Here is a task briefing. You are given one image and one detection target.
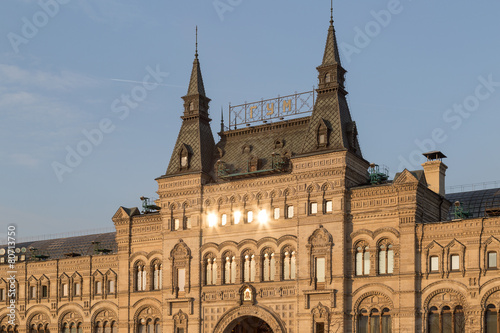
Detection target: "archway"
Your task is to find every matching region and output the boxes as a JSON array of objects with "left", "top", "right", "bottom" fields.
[{"left": 224, "top": 316, "right": 273, "bottom": 333}]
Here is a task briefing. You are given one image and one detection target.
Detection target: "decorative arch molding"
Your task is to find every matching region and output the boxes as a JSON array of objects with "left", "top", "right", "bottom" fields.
[
  {"left": 146, "top": 251, "right": 163, "bottom": 260},
  {"left": 25, "top": 305, "right": 51, "bottom": 319},
  {"left": 480, "top": 286, "right": 500, "bottom": 310},
  {"left": 170, "top": 239, "right": 192, "bottom": 259},
  {"left": 276, "top": 235, "right": 298, "bottom": 247},
  {"left": 57, "top": 303, "right": 85, "bottom": 316},
  {"left": 133, "top": 304, "right": 162, "bottom": 320},
  {"left": 237, "top": 239, "right": 258, "bottom": 250},
  {"left": 422, "top": 288, "right": 467, "bottom": 311},
  {"left": 320, "top": 181, "right": 335, "bottom": 192},
  {"left": 89, "top": 301, "right": 119, "bottom": 313},
  {"left": 256, "top": 237, "right": 278, "bottom": 249},
  {"left": 373, "top": 227, "right": 400, "bottom": 239},
  {"left": 421, "top": 280, "right": 469, "bottom": 296},
  {"left": 212, "top": 305, "right": 286, "bottom": 333},
  {"left": 484, "top": 235, "right": 500, "bottom": 246},
  {"left": 129, "top": 251, "right": 148, "bottom": 263},
  {"left": 90, "top": 307, "right": 118, "bottom": 326},
  {"left": 131, "top": 297, "right": 162, "bottom": 309},
  {"left": 479, "top": 277, "right": 500, "bottom": 294},
  {"left": 200, "top": 242, "right": 219, "bottom": 252},
  {"left": 352, "top": 284, "right": 395, "bottom": 298},
  {"left": 306, "top": 182, "right": 321, "bottom": 193},
  {"left": 218, "top": 241, "right": 238, "bottom": 252},
  {"left": 350, "top": 228, "right": 400, "bottom": 241},
  {"left": 58, "top": 309, "right": 84, "bottom": 328},
  {"left": 25, "top": 309, "right": 51, "bottom": 331},
  {"left": 353, "top": 291, "right": 394, "bottom": 313}
]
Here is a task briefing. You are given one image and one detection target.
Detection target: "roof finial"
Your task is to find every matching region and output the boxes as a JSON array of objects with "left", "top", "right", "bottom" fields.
[
  {"left": 330, "top": 0, "right": 334, "bottom": 25},
  {"left": 195, "top": 26, "right": 199, "bottom": 59},
  {"left": 220, "top": 106, "right": 224, "bottom": 132}
]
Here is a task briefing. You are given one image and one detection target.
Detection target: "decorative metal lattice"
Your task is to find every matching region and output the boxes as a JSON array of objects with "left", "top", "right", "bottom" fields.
[{"left": 229, "top": 90, "right": 315, "bottom": 129}]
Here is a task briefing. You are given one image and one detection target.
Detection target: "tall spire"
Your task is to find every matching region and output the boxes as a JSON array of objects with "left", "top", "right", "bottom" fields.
[
  {"left": 301, "top": 5, "right": 362, "bottom": 158},
  {"left": 187, "top": 26, "right": 206, "bottom": 97},
  {"left": 321, "top": 1, "right": 342, "bottom": 67},
  {"left": 163, "top": 26, "right": 215, "bottom": 178}
]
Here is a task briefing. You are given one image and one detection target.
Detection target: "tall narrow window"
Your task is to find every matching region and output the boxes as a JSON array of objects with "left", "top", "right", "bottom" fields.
[
  {"left": 451, "top": 254, "right": 460, "bottom": 271},
  {"left": 442, "top": 306, "right": 452, "bottom": 333},
  {"left": 95, "top": 281, "right": 102, "bottom": 294},
  {"left": 316, "top": 257, "right": 326, "bottom": 283},
  {"left": 488, "top": 252, "right": 497, "bottom": 268},
  {"left": 378, "top": 242, "right": 394, "bottom": 275},
  {"left": 177, "top": 269, "right": 186, "bottom": 292},
  {"left": 356, "top": 244, "right": 370, "bottom": 276},
  {"left": 243, "top": 253, "right": 255, "bottom": 282},
  {"left": 42, "top": 285, "right": 48, "bottom": 298},
  {"left": 247, "top": 211, "right": 253, "bottom": 223},
  {"left": 206, "top": 256, "right": 217, "bottom": 286},
  {"left": 135, "top": 263, "right": 146, "bottom": 291},
  {"left": 428, "top": 307, "right": 440, "bottom": 333},
  {"left": 0, "top": 288, "right": 5, "bottom": 301},
  {"left": 152, "top": 262, "right": 162, "bottom": 290},
  {"left": 174, "top": 219, "right": 180, "bottom": 231},
  {"left": 74, "top": 282, "right": 81, "bottom": 296},
  {"left": 62, "top": 283, "right": 68, "bottom": 297},
  {"left": 325, "top": 200, "right": 333, "bottom": 213},
  {"left": 310, "top": 202, "right": 318, "bottom": 215},
  {"left": 262, "top": 251, "right": 276, "bottom": 282},
  {"left": 287, "top": 205, "right": 294, "bottom": 218},
  {"left": 274, "top": 207, "right": 280, "bottom": 220},
  {"left": 315, "top": 322, "right": 325, "bottom": 333},
  {"left": 30, "top": 285, "right": 36, "bottom": 299},
  {"left": 108, "top": 280, "right": 115, "bottom": 294},
  {"left": 221, "top": 214, "right": 227, "bottom": 226},
  {"left": 224, "top": 255, "right": 236, "bottom": 284},
  {"left": 485, "top": 305, "right": 498, "bottom": 333},
  {"left": 430, "top": 256, "right": 439, "bottom": 272}
]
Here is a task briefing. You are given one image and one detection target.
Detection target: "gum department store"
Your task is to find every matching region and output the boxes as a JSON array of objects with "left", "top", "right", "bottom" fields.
[{"left": 1, "top": 9, "right": 500, "bottom": 333}]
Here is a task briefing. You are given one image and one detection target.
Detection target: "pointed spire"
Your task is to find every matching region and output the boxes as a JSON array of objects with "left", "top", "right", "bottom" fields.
[
  {"left": 220, "top": 106, "right": 225, "bottom": 132},
  {"left": 187, "top": 26, "right": 206, "bottom": 97},
  {"left": 321, "top": 1, "right": 342, "bottom": 67}
]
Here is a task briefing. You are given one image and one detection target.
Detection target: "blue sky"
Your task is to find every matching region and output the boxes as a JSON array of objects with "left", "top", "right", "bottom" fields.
[{"left": 1, "top": 0, "right": 500, "bottom": 239}]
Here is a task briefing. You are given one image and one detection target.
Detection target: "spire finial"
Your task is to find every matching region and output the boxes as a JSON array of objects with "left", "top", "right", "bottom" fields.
[
  {"left": 220, "top": 106, "right": 225, "bottom": 132},
  {"left": 330, "top": 0, "right": 333, "bottom": 25},
  {"left": 195, "top": 26, "right": 198, "bottom": 59}
]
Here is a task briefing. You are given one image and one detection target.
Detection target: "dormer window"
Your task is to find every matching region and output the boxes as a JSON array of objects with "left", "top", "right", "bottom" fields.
[
  {"left": 317, "top": 121, "right": 329, "bottom": 148},
  {"left": 180, "top": 144, "right": 190, "bottom": 170}
]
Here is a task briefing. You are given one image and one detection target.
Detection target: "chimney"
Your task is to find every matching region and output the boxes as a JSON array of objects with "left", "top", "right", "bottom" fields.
[{"left": 421, "top": 151, "right": 448, "bottom": 196}]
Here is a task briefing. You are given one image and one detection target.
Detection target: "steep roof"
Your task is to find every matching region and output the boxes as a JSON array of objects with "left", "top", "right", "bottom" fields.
[{"left": 0, "top": 232, "right": 117, "bottom": 263}]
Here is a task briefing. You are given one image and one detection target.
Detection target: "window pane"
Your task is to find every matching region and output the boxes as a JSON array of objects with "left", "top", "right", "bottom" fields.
[
  {"left": 270, "top": 255, "right": 276, "bottom": 281},
  {"left": 212, "top": 261, "right": 217, "bottom": 284},
  {"left": 263, "top": 257, "right": 270, "bottom": 281},
  {"left": 364, "top": 252, "right": 370, "bottom": 275},
  {"left": 250, "top": 256, "right": 256, "bottom": 282},
  {"left": 174, "top": 219, "right": 180, "bottom": 230},
  {"left": 387, "top": 250, "right": 394, "bottom": 274},
  {"left": 287, "top": 206, "right": 294, "bottom": 218},
  {"left": 382, "top": 316, "right": 391, "bottom": 333},
  {"left": 451, "top": 255, "right": 460, "bottom": 270},
  {"left": 225, "top": 259, "right": 231, "bottom": 284},
  {"left": 273, "top": 208, "right": 280, "bottom": 219},
  {"left": 221, "top": 214, "right": 227, "bottom": 226},
  {"left": 310, "top": 202, "right": 318, "bottom": 214},
  {"left": 284, "top": 254, "right": 290, "bottom": 280},
  {"left": 454, "top": 311, "right": 465, "bottom": 333},
  {"left": 379, "top": 250, "right": 386, "bottom": 274},
  {"left": 291, "top": 253, "right": 296, "bottom": 280},
  {"left": 428, "top": 313, "right": 440, "bottom": 333},
  {"left": 316, "top": 258, "right": 325, "bottom": 283},
  {"left": 247, "top": 211, "right": 253, "bottom": 223},
  {"left": 185, "top": 217, "right": 191, "bottom": 229},
  {"left": 356, "top": 252, "right": 363, "bottom": 276},
  {"left": 430, "top": 256, "right": 439, "bottom": 271},
  {"left": 442, "top": 312, "right": 452, "bottom": 333},
  {"left": 315, "top": 323, "right": 324, "bottom": 333},
  {"left": 358, "top": 316, "right": 368, "bottom": 333},
  {"left": 325, "top": 201, "right": 333, "bottom": 213},
  {"left": 231, "top": 259, "right": 236, "bottom": 284},
  {"left": 63, "top": 284, "right": 68, "bottom": 296},
  {"left": 75, "top": 283, "right": 81, "bottom": 296},
  {"left": 486, "top": 311, "right": 498, "bottom": 333},
  {"left": 370, "top": 315, "right": 380, "bottom": 333},
  {"left": 488, "top": 252, "right": 497, "bottom": 268},
  {"left": 178, "top": 269, "right": 185, "bottom": 292}
]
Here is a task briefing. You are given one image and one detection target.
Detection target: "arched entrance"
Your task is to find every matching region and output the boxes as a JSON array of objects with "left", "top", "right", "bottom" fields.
[{"left": 224, "top": 316, "right": 273, "bottom": 333}]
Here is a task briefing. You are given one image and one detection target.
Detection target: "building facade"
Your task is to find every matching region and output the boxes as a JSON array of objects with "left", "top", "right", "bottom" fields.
[{"left": 2, "top": 11, "right": 500, "bottom": 333}]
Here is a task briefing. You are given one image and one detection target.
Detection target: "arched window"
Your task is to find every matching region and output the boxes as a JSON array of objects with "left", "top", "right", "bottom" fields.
[
  {"left": 242, "top": 251, "right": 256, "bottom": 283},
  {"left": 223, "top": 253, "right": 236, "bottom": 284},
  {"left": 205, "top": 254, "right": 217, "bottom": 286},
  {"left": 282, "top": 248, "right": 296, "bottom": 280},
  {"left": 428, "top": 305, "right": 465, "bottom": 333},
  {"left": 356, "top": 243, "right": 370, "bottom": 276},
  {"left": 378, "top": 241, "right": 394, "bottom": 275},
  {"left": 357, "top": 308, "right": 391, "bottom": 333},
  {"left": 262, "top": 249, "right": 276, "bottom": 282},
  {"left": 134, "top": 262, "right": 146, "bottom": 291},
  {"left": 154, "top": 319, "right": 161, "bottom": 333},
  {"left": 152, "top": 260, "right": 162, "bottom": 290},
  {"left": 486, "top": 304, "right": 498, "bottom": 333}
]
